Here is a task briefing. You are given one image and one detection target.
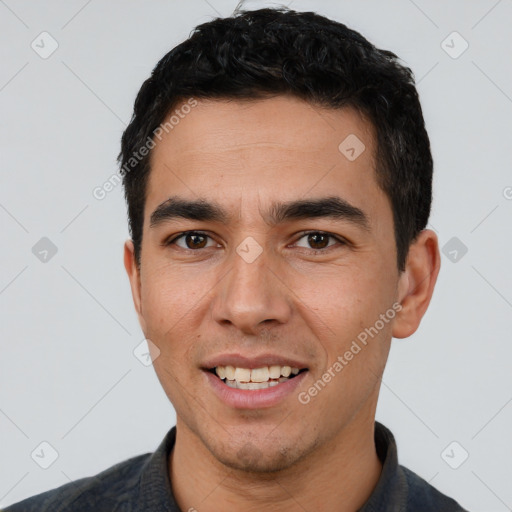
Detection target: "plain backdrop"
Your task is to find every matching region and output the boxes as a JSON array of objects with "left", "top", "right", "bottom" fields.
[{"left": 1, "top": 1, "right": 511, "bottom": 510}]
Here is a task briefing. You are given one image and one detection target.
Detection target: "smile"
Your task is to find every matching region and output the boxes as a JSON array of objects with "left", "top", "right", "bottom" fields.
[
  {"left": 202, "top": 354, "right": 310, "bottom": 408},
  {"left": 211, "top": 365, "right": 306, "bottom": 390}
]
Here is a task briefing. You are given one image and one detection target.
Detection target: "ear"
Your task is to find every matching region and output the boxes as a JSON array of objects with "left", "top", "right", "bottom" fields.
[
  {"left": 123, "top": 239, "right": 147, "bottom": 334},
  {"left": 392, "top": 229, "right": 441, "bottom": 339}
]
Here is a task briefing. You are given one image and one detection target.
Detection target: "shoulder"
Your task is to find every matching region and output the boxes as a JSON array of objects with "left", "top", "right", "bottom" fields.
[
  {"left": 2, "top": 452, "right": 151, "bottom": 512},
  {"left": 401, "top": 465, "right": 469, "bottom": 511}
]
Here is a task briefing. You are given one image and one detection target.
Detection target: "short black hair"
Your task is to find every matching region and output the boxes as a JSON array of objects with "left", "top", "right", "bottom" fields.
[{"left": 119, "top": 7, "right": 433, "bottom": 271}]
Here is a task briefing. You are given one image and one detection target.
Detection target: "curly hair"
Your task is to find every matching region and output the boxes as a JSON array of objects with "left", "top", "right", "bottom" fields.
[{"left": 119, "top": 7, "right": 433, "bottom": 271}]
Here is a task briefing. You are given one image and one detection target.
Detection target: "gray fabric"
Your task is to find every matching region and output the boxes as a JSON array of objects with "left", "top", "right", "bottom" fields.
[{"left": 2, "top": 421, "right": 469, "bottom": 511}]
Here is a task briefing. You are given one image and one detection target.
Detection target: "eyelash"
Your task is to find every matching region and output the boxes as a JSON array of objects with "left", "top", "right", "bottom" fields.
[{"left": 163, "top": 230, "right": 347, "bottom": 254}]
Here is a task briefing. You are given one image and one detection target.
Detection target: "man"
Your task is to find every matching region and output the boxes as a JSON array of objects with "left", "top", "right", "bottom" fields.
[{"left": 4, "top": 6, "right": 469, "bottom": 512}]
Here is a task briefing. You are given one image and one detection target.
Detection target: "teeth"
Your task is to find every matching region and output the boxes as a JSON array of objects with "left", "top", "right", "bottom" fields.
[
  {"left": 269, "top": 365, "right": 281, "bottom": 379},
  {"left": 239, "top": 381, "right": 271, "bottom": 390},
  {"left": 281, "top": 366, "right": 291, "bottom": 377},
  {"left": 224, "top": 365, "right": 235, "bottom": 380},
  {"left": 250, "top": 367, "right": 269, "bottom": 382},
  {"left": 224, "top": 380, "right": 286, "bottom": 390},
  {"left": 214, "top": 364, "right": 302, "bottom": 384},
  {"left": 234, "top": 367, "right": 251, "bottom": 382}
]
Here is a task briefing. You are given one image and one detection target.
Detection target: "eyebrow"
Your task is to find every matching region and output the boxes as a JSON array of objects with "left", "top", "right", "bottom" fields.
[{"left": 149, "top": 195, "right": 370, "bottom": 230}]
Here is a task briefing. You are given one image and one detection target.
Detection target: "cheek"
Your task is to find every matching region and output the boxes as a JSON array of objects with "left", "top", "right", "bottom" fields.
[
  {"left": 143, "top": 276, "right": 199, "bottom": 397},
  {"left": 301, "top": 259, "right": 394, "bottom": 321},
  {"left": 294, "top": 261, "right": 397, "bottom": 370},
  {"left": 140, "top": 265, "right": 205, "bottom": 334}
]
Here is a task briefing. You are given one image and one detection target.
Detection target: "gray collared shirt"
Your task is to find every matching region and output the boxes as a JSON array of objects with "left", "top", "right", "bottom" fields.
[{"left": 3, "top": 421, "right": 469, "bottom": 511}]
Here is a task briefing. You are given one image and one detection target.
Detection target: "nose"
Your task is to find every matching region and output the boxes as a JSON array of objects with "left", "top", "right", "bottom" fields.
[{"left": 210, "top": 243, "right": 292, "bottom": 335}]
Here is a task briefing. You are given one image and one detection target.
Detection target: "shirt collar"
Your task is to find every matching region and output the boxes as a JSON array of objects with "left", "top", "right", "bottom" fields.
[
  {"left": 136, "top": 420, "right": 407, "bottom": 511},
  {"left": 359, "top": 421, "right": 408, "bottom": 511},
  {"left": 137, "top": 426, "right": 179, "bottom": 511}
]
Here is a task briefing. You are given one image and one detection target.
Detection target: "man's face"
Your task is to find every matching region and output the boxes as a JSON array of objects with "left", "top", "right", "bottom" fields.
[{"left": 125, "top": 96, "right": 406, "bottom": 472}]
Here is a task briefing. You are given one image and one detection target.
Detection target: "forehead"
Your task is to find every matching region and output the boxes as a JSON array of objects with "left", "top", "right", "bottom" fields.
[
  {"left": 152, "top": 95, "right": 374, "bottom": 158},
  {"left": 145, "top": 96, "right": 386, "bottom": 223}
]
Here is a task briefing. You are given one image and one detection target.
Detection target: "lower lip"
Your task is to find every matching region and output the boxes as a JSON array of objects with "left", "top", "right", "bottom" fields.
[{"left": 204, "top": 370, "right": 308, "bottom": 409}]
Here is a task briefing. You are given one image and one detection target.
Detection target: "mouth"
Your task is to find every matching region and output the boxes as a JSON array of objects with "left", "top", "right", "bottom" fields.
[
  {"left": 207, "top": 365, "right": 308, "bottom": 390},
  {"left": 201, "top": 354, "right": 310, "bottom": 408}
]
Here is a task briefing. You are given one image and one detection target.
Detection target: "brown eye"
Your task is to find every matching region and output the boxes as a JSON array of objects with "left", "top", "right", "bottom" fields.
[
  {"left": 165, "top": 231, "right": 216, "bottom": 250},
  {"left": 307, "top": 233, "right": 330, "bottom": 249},
  {"left": 184, "top": 233, "right": 207, "bottom": 249},
  {"left": 294, "top": 231, "right": 344, "bottom": 252}
]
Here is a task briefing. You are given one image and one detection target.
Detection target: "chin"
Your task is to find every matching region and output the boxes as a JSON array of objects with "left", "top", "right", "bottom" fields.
[
  {"left": 218, "top": 451, "right": 294, "bottom": 474},
  {"left": 209, "top": 436, "right": 311, "bottom": 474}
]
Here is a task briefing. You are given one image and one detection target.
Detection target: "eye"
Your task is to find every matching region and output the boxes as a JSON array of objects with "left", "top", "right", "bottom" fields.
[
  {"left": 163, "top": 230, "right": 346, "bottom": 253},
  {"left": 293, "top": 231, "right": 346, "bottom": 252},
  {"left": 164, "top": 231, "right": 218, "bottom": 250}
]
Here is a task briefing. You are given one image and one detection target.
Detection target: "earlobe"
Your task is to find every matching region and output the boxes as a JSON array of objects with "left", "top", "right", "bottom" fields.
[
  {"left": 392, "top": 229, "right": 441, "bottom": 339},
  {"left": 123, "top": 240, "right": 145, "bottom": 331}
]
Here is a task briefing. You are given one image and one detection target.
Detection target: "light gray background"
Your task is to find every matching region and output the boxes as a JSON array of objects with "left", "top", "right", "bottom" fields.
[{"left": 1, "top": 1, "right": 511, "bottom": 510}]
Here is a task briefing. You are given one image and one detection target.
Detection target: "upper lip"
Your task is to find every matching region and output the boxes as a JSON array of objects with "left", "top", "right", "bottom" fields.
[{"left": 202, "top": 353, "right": 309, "bottom": 370}]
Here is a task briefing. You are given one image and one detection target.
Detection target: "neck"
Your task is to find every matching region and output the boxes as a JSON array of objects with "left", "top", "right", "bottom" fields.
[{"left": 169, "top": 408, "right": 383, "bottom": 512}]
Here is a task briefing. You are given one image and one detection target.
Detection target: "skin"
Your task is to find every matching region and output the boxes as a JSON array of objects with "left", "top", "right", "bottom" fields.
[{"left": 124, "top": 95, "right": 440, "bottom": 512}]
